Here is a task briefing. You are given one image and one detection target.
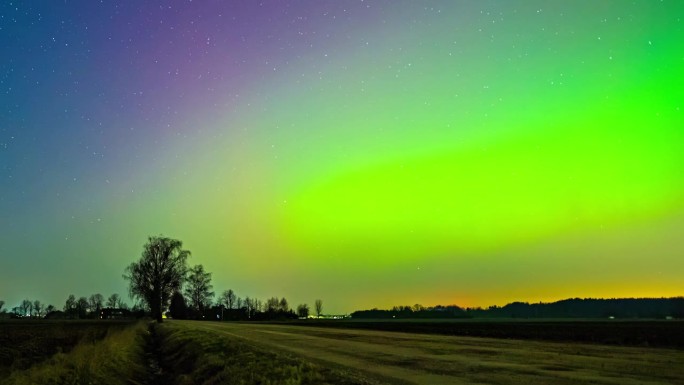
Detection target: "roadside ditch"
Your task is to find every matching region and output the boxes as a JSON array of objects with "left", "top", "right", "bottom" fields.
[{"left": 141, "top": 323, "right": 168, "bottom": 385}]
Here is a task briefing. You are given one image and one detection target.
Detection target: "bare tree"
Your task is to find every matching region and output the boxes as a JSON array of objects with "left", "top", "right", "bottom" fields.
[
  {"left": 244, "top": 296, "right": 253, "bottom": 318},
  {"left": 221, "top": 289, "right": 236, "bottom": 310},
  {"left": 77, "top": 297, "right": 89, "bottom": 318},
  {"left": 20, "top": 299, "right": 32, "bottom": 317},
  {"left": 184, "top": 264, "right": 214, "bottom": 313},
  {"left": 315, "top": 299, "right": 323, "bottom": 318},
  {"left": 33, "top": 300, "right": 42, "bottom": 318},
  {"left": 255, "top": 298, "right": 263, "bottom": 313},
  {"left": 279, "top": 297, "right": 289, "bottom": 313},
  {"left": 45, "top": 304, "right": 55, "bottom": 314},
  {"left": 89, "top": 294, "right": 104, "bottom": 314},
  {"left": 64, "top": 295, "right": 77, "bottom": 318},
  {"left": 106, "top": 293, "right": 120, "bottom": 308},
  {"left": 124, "top": 236, "right": 190, "bottom": 322},
  {"left": 265, "top": 297, "right": 279, "bottom": 313},
  {"left": 297, "top": 303, "right": 310, "bottom": 318}
]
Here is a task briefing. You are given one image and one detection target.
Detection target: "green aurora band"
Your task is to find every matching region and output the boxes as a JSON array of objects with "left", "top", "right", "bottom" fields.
[{"left": 2, "top": 1, "right": 682, "bottom": 312}]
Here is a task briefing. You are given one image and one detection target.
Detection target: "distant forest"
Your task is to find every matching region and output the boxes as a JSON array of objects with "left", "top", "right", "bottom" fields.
[
  {"left": 351, "top": 297, "right": 684, "bottom": 319},
  {"left": 3, "top": 297, "right": 684, "bottom": 321}
]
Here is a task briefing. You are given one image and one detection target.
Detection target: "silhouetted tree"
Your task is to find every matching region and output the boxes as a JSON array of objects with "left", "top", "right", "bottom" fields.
[
  {"left": 265, "top": 297, "right": 279, "bottom": 313},
  {"left": 244, "top": 296, "right": 253, "bottom": 318},
  {"left": 0, "top": 300, "right": 5, "bottom": 313},
  {"left": 169, "top": 291, "right": 188, "bottom": 319},
  {"left": 89, "top": 294, "right": 104, "bottom": 315},
  {"left": 45, "top": 304, "right": 55, "bottom": 314},
  {"left": 33, "top": 300, "right": 42, "bottom": 318},
  {"left": 184, "top": 264, "right": 214, "bottom": 314},
  {"left": 106, "top": 294, "right": 120, "bottom": 308},
  {"left": 20, "top": 299, "right": 32, "bottom": 317},
  {"left": 315, "top": 299, "right": 323, "bottom": 318},
  {"left": 77, "top": 297, "right": 89, "bottom": 318},
  {"left": 124, "top": 236, "right": 190, "bottom": 322},
  {"left": 64, "top": 295, "right": 77, "bottom": 318},
  {"left": 236, "top": 297, "right": 243, "bottom": 310},
  {"left": 279, "top": 297, "right": 289, "bottom": 313},
  {"left": 255, "top": 298, "right": 263, "bottom": 313},
  {"left": 297, "top": 304, "right": 310, "bottom": 318},
  {"left": 221, "top": 289, "right": 236, "bottom": 310},
  {"left": 131, "top": 301, "right": 147, "bottom": 312}
]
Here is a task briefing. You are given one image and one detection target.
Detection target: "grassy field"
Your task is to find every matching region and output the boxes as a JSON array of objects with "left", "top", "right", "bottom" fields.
[
  {"left": 0, "top": 320, "right": 366, "bottom": 385},
  {"left": 0, "top": 320, "right": 134, "bottom": 378},
  {"left": 181, "top": 321, "right": 684, "bottom": 385},
  {"left": 282, "top": 318, "right": 684, "bottom": 348},
  {"left": 0, "top": 320, "right": 149, "bottom": 385},
  {"left": 2, "top": 319, "right": 683, "bottom": 384}
]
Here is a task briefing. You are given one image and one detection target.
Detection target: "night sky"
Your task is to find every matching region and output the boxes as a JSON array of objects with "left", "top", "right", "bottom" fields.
[{"left": 1, "top": 1, "right": 682, "bottom": 314}]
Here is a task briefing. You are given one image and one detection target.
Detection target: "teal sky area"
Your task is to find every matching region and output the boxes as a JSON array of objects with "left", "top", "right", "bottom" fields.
[{"left": 1, "top": 1, "right": 682, "bottom": 314}]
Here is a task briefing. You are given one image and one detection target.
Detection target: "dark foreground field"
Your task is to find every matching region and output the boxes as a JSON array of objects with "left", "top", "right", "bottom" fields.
[
  {"left": 0, "top": 320, "right": 133, "bottom": 378},
  {"left": 283, "top": 319, "right": 684, "bottom": 349},
  {"left": 2, "top": 319, "right": 683, "bottom": 384},
  {"left": 188, "top": 321, "right": 684, "bottom": 385}
]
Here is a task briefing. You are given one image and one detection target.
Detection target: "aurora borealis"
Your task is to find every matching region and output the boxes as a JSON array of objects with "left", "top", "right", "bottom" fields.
[{"left": 1, "top": 1, "right": 682, "bottom": 313}]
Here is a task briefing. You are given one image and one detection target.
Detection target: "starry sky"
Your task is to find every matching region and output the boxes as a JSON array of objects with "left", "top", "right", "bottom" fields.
[{"left": 1, "top": 1, "right": 682, "bottom": 314}]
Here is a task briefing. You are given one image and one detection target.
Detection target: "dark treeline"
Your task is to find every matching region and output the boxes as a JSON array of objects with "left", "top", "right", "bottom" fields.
[
  {"left": 352, "top": 304, "right": 468, "bottom": 319},
  {"left": 471, "top": 297, "right": 684, "bottom": 319},
  {"left": 0, "top": 293, "right": 141, "bottom": 320},
  {"left": 167, "top": 292, "right": 301, "bottom": 321},
  {"left": 351, "top": 297, "right": 684, "bottom": 319}
]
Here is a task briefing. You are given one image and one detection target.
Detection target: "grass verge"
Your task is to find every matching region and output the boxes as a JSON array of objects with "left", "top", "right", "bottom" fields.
[
  {"left": 0, "top": 320, "right": 132, "bottom": 376},
  {"left": 155, "top": 321, "right": 370, "bottom": 385},
  {"left": 2, "top": 321, "right": 149, "bottom": 385}
]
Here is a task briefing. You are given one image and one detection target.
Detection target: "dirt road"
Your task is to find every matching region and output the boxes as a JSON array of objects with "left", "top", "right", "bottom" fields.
[{"left": 178, "top": 321, "right": 684, "bottom": 385}]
